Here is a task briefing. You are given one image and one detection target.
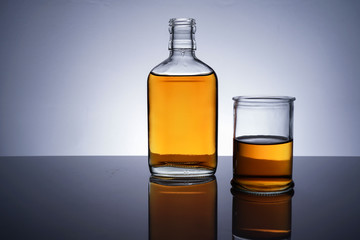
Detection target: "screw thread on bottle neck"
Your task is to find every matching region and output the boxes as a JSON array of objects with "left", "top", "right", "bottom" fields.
[{"left": 168, "top": 18, "right": 196, "bottom": 50}]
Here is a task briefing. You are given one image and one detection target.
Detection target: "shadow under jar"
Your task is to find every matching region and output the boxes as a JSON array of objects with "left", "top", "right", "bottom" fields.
[{"left": 232, "top": 96, "right": 295, "bottom": 194}]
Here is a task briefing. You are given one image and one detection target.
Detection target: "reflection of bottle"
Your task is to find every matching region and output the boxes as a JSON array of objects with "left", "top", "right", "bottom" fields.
[
  {"left": 232, "top": 188, "right": 293, "bottom": 240},
  {"left": 149, "top": 176, "right": 217, "bottom": 240},
  {"left": 148, "top": 18, "right": 218, "bottom": 177}
]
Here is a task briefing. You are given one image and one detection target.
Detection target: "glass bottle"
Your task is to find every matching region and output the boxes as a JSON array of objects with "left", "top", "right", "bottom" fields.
[{"left": 148, "top": 18, "right": 218, "bottom": 177}]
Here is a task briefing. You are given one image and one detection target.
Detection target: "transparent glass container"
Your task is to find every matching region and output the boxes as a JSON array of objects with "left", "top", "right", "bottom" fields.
[
  {"left": 232, "top": 96, "right": 296, "bottom": 194},
  {"left": 148, "top": 18, "right": 218, "bottom": 177}
]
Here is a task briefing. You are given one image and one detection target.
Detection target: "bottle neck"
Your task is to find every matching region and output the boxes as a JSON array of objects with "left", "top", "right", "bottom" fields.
[
  {"left": 169, "top": 49, "right": 196, "bottom": 58},
  {"left": 168, "top": 18, "right": 196, "bottom": 50}
]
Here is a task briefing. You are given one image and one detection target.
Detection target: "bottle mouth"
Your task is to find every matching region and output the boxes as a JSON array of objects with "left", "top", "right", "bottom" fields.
[{"left": 169, "top": 18, "right": 195, "bottom": 26}]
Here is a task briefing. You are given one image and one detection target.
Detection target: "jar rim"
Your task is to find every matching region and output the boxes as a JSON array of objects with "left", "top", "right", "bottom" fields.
[{"left": 232, "top": 96, "right": 296, "bottom": 103}]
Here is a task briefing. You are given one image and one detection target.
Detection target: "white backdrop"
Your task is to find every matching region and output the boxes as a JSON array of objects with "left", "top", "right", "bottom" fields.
[{"left": 1, "top": 0, "right": 359, "bottom": 156}]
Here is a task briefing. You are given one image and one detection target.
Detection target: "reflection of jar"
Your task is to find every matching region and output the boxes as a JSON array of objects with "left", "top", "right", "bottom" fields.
[
  {"left": 232, "top": 189, "right": 294, "bottom": 240},
  {"left": 149, "top": 176, "right": 217, "bottom": 240}
]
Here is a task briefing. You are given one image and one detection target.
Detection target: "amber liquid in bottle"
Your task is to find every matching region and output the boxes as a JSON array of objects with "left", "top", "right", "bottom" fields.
[
  {"left": 148, "top": 73, "right": 217, "bottom": 175},
  {"left": 232, "top": 135, "right": 293, "bottom": 192}
]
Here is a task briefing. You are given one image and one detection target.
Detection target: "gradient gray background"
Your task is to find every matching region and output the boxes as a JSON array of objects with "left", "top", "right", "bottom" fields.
[{"left": 1, "top": 0, "right": 359, "bottom": 156}]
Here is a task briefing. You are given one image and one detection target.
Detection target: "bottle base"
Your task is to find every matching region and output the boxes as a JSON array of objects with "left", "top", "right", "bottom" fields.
[
  {"left": 150, "top": 175, "right": 216, "bottom": 186},
  {"left": 150, "top": 166, "right": 215, "bottom": 178},
  {"left": 149, "top": 152, "right": 217, "bottom": 177}
]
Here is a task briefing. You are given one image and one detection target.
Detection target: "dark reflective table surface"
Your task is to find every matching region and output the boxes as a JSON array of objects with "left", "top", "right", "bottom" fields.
[{"left": 1, "top": 156, "right": 360, "bottom": 239}]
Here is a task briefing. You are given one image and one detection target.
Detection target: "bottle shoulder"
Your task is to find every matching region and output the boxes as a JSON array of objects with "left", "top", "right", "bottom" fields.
[{"left": 150, "top": 55, "right": 215, "bottom": 76}]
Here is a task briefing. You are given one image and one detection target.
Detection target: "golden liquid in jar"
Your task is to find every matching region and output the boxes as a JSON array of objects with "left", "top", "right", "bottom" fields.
[{"left": 232, "top": 135, "right": 293, "bottom": 192}]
